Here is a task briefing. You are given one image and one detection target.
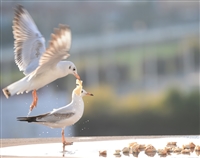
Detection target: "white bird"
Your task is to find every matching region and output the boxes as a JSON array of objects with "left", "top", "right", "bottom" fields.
[
  {"left": 2, "top": 5, "right": 80, "bottom": 113},
  {"left": 17, "top": 79, "right": 93, "bottom": 152}
]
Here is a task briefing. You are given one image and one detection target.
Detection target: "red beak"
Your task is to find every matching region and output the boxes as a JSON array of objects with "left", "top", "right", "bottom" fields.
[{"left": 73, "top": 72, "right": 80, "bottom": 80}]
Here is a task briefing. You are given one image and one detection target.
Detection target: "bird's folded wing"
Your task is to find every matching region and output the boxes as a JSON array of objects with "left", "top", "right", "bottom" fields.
[
  {"left": 38, "top": 112, "right": 75, "bottom": 122},
  {"left": 33, "top": 24, "right": 71, "bottom": 75},
  {"left": 18, "top": 112, "right": 75, "bottom": 123},
  {"left": 13, "top": 5, "right": 46, "bottom": 75},
  {"left": 17, "top": 112, "right": 50, "bottom": 122}
]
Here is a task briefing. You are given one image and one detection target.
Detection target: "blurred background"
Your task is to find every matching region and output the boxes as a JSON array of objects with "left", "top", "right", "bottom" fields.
[{"left": 1, "top": 1, "right": 199, "bottom": 138}]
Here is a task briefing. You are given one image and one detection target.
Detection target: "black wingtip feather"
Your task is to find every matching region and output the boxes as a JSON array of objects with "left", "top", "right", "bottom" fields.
[
  {"left": 17, "top": 113, "right": 49, "bottom": 123},
  {"left": 17, "top": 116, "right": 37, "bottom": 123}
]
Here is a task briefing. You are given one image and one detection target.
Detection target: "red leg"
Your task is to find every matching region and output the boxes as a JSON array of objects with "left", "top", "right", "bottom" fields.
[
  {"left": 29, "top": 90, "right": 38, "bottom": 112},
  {"left": 62, "top": 129, "right": 73, "bottom": 152}
]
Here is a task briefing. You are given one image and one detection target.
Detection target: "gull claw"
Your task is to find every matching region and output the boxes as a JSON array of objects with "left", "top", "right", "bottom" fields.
[
  {"left": 62, "top": 141, "right": 73, "bottom": 153},
  {"left": 63, "top": 141, "right": 73, "bottom": 145}
]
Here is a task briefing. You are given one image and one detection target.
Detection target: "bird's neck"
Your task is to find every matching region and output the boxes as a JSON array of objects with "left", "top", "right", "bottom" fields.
[{"left": 71, "top": 93, "right": 84, "bottom": 108}]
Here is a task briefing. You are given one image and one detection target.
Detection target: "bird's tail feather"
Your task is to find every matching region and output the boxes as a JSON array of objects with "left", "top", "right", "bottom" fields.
[
  {"left": 2, "top": 76, "right": 30, "bottom": 98},
  {"left": 17, "top": 113, "right": 49, "bottom": 123},
  {"left": 17, "top": 116, "right": 37, "bottom": 122}
]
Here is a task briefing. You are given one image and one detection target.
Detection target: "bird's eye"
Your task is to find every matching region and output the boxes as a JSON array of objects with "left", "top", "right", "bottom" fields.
[
  {"left": 69, "top": 66, "right": 71, "bottom": 69},
  {"left": 81, "top": 90, "right": 83, "bottom": 93},
  {"left": 73, "top": 68, "right": 76, "bottom": 71}
]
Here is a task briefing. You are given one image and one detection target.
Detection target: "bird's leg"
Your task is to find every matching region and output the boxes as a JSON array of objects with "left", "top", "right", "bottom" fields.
[
  {"left": 62, "top": 129, "right": 73, "bottom": 152},
  {"left": 29, "top": 90, "right": 38, "bottom": 112}
]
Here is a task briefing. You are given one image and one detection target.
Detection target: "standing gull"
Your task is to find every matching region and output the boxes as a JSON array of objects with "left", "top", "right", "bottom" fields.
[
  {"left": 2, "top": 5, "right": 80, "bottom": 113},
  {"left": 17, "top": 79, "right": 93, "bottom": 152}
]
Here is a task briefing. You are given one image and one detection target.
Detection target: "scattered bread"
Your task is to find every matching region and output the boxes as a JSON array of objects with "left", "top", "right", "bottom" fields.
[
  {"left": 113, "top": 150, "right": 121, "bottom": 157},
  {"left": 181, "top": 149, "right": 191, "bottom": 154},
  {"left": 129, "top": 142, "right": 138, "bottom": 148},
  {"left": 99, "top": 150, "right": 107, "bottom": 157},
  {"left": 167, "top": 142, "right": 177, "bottom": 147},
  {"left": 145, "top": 151, "right": 156, "bottom": 157},
  {"left": 173, "top": 147, "right": 182, "bottom": 152},
  {"left": 138, "top": 144, "right": 146, "bottom": 150},
  {"left": 98, "top": 140, "right": 200, "bottom": 157},
  {"left": 145, "top": 144, "right": 156, "bottom": 152},
  {"left": 195, "top": 150, "right": 200, "bottom": 156},
  {"left": 183, "top": 142, "right": 196, "bottom": 149},
  {"left": 195, "top": 145, "right": 200, "bottom": 151},
  {"left": 157, "top": 149, "right": 167, "bottom": 155},
  {"left": 122, "top": 147, "right": 129, "bottom": 153},
  {"left": 165, "top": 146, "right": 173, "bottom": 152},
  {"left": 130, "top": 143, "right": 140, "bottom": 153}
]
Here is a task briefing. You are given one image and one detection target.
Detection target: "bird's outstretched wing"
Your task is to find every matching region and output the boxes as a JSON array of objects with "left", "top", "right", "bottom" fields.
[
  {"left": 13, "top": 5, "right": 46, "bottom": 75},
  {"left": 33, "top": 24, "right": 71, "bottom": 75}
]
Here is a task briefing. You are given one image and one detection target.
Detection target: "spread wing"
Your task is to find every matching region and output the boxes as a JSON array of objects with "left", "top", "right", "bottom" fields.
[
  {"left": 34, "top": 24, "right": 71, "bottom": 75},
  {"left": 13, "top": 5, "right": 46, "bottom": 75}
]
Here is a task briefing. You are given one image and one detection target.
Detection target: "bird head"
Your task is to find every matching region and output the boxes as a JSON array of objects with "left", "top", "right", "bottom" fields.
[
  {"left": 67, "top": 61, "right": 80, "bottom": 80},
  {"left": 80, "top": 89, "right": 94, "bottom": 97}
]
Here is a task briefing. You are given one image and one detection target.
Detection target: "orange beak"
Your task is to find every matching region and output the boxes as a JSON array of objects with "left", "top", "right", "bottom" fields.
[
  {"left": 73, "top": 72, "right": 80, "bottom": 80},
  {"left": 86, "top": 92, "right": 94, "bottom": 96}
]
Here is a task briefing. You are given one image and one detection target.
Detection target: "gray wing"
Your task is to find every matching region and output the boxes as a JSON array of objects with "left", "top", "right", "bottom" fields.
[
  {"left": 17, "top": 109, "right": 74, "bottom": 123},
  {"left": 33, "top": 24, "right": 71, "bottom": 75},
  {"left": 13, "top": 5, "right": 46, "bottom": 75},
  {"left": 37, "top": 112, "right": 75, "bottom": 123}
]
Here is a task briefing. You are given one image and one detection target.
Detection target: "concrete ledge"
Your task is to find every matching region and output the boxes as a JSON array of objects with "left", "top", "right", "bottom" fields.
[
  {"left": 1, "top": 135, "right": 200, "bottom": 158},
  {"left": 0, "top": 135, "right": 186, "bottom": 147}
]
